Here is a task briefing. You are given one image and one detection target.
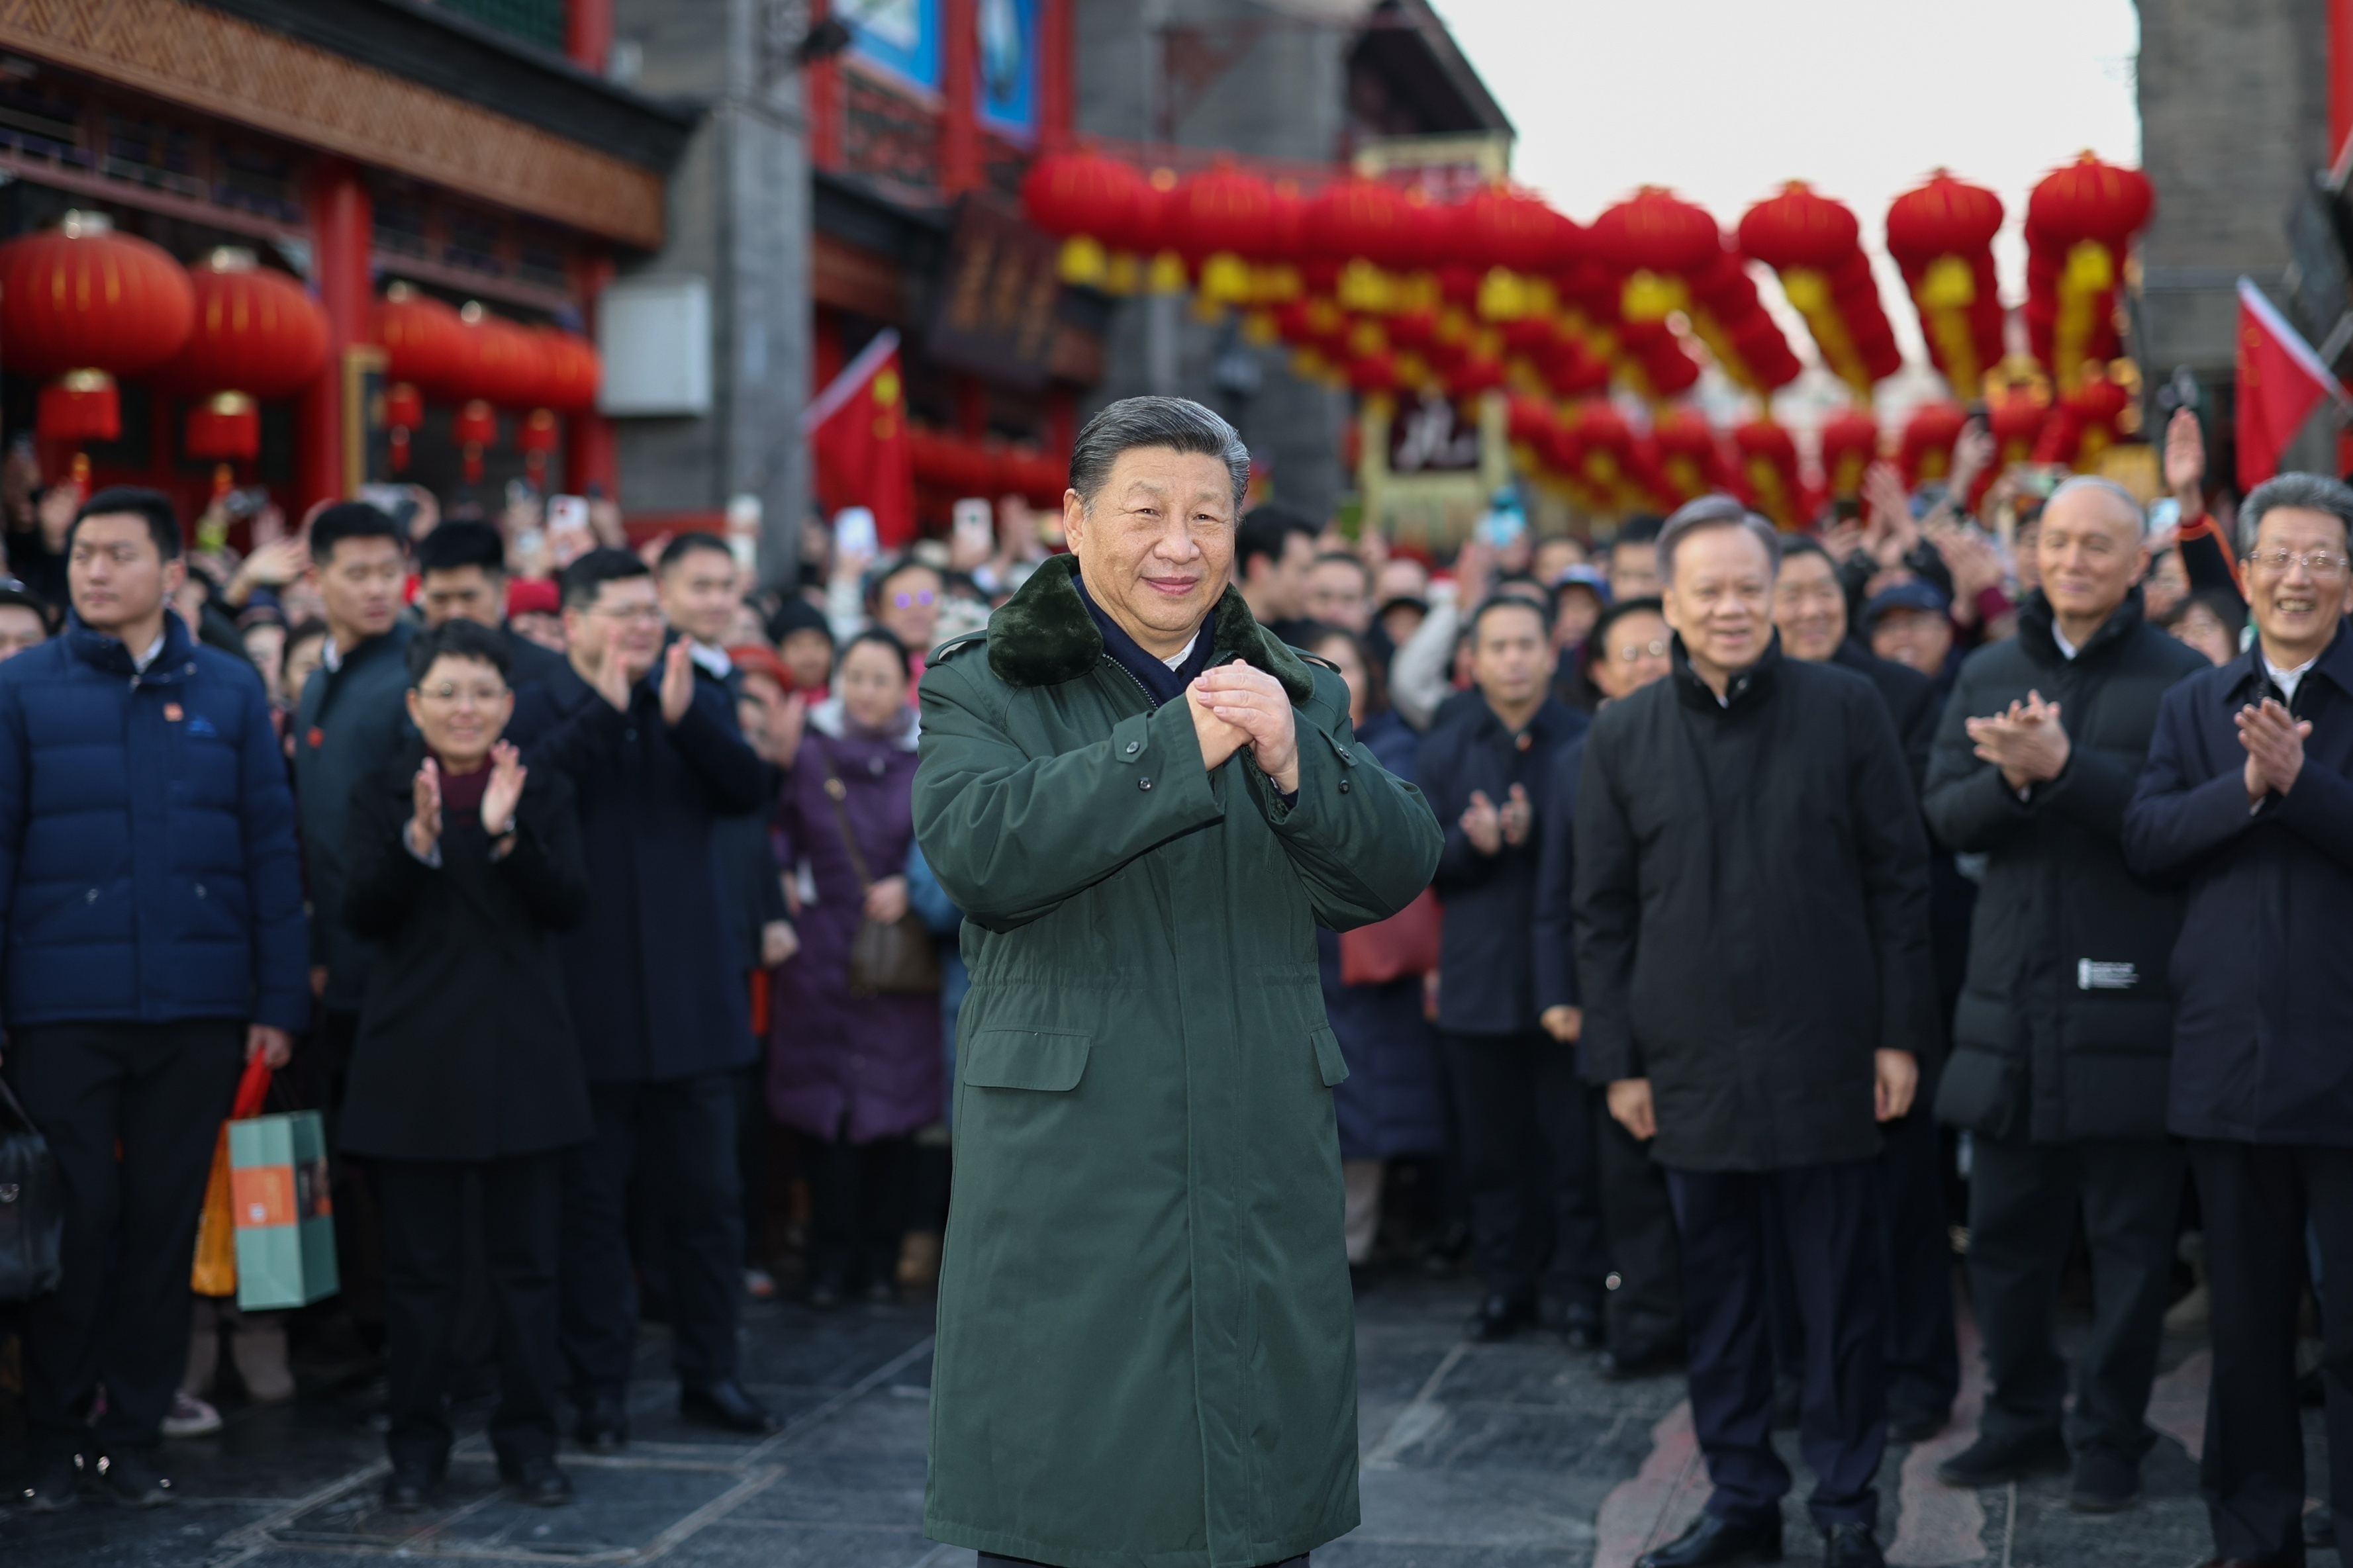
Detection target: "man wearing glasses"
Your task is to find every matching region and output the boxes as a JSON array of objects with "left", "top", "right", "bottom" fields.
[
  {"left": 532, "top": 549, "right": 775, "bottom": 1447},
  {"left": 2125, "top": 473, "right": 2353, "bottom": 1568}
]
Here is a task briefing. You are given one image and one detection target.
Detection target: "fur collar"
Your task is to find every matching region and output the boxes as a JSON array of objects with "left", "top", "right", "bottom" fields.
[{"left": 982, "top": 552, "right": 1316, "bottom": 703}]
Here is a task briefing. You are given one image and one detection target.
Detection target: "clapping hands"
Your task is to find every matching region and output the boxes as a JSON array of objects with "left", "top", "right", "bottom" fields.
[
  {"left": 1966, "top": 689, "right": 2072, "bottom": 792},
  {"left": 1460, "top": 784, "right": 1530, "bottom": 856}
]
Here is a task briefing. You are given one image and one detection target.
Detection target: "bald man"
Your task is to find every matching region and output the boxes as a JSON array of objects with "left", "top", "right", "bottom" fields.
[{"left": 1921, "top": 479, "right": 2208, "bottom": 1514}]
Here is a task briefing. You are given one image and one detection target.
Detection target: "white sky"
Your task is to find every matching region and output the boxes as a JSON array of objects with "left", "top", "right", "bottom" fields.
[{"left": 1431, "top": 0, "right": 2143, "bottom": 407}]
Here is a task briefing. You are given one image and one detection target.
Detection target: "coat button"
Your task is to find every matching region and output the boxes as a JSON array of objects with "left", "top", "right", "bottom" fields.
[
  {"left": 85, "top": 889, "right": 97, "bottom": 903},
  {"left": 1338, "top": 778, "right": 1351, "bottom": 794},
  {"left": 1125, "top": 740, "right": 1140, "bottom": 755},
  {"left": 1338, "top": 749, "right": 1353, "bottom": 764},
  {"left": 1137, "top": 776, "right": 1153, "bottom": 791}
]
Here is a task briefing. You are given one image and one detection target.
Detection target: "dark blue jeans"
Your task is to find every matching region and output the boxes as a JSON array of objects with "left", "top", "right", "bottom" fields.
[{"left": 1668, "top": 1157, "right": 1886, "bottom": 1529}]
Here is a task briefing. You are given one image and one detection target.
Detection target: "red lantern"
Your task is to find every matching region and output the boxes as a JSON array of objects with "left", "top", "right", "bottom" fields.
[
  {"left": 453, "top": 398, "right": 498, "bottom": 484},
  {"left": 1898, "top": 401, "right": 1966, "bottom": 484},
  {"left": 1590, "top": 187, "right": 1721, "bottom": 277},
  {"left": 1020, "top": 148, "right": 1146, "bottom": 288},
  {"left": 1171, "top": 158, "right": 1276, "bottom": 305},
  {"left": 1737, "top": 183, "right": 1897, "bottom": 398},
  {"left": 458, "top": 304, "right": 550, "bottom": 409},
  {"left": 0, "top": 210, "right": 195, "bottom": 446},
  {"left": 1736, "top": 181, "right": 1860, "bottom": 272},
  {"left": 1457, "top": 181, "right": 1561, "bottom": 275},
  {"left": 1886, "top": 172, "right": 2005, "bottom": 400},
  {"left": 1817, "top": 405, "right": 1882, "bottom": 498},
  {"left": 385, "top": 382, "right": 426, "bottom": 473},
  {"left": 2028, "top": 154, "right": 2155, "bottom": 250},
  {"left": 2025, "top": 154, "right": 2153, "bottom": 390},
  {"left": 1304, "top": 173, "right": 1418, "bottom": 288},
  {"left": 185, "top": 391, "right": 260, "bottom": 462},
  {"left": 1988, "top": 385, "right": 2052, "bottom": 468},
  {"left": 1653, "top": 406, "right": 1727, "bottom": 500},
  {"left": 378, "top": 285, "right": 469, "bottom": 396},
  {"left": 1735, "top": 418, "right": 1803, "bottom": 529},
  {"left": 518, "top": 407, "right": 560, "bottom": 486}
]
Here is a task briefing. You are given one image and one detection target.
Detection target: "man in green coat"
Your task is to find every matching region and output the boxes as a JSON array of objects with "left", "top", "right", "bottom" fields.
[{"left": 914, "top": 397, "right": 1443, "bottom": 1568}]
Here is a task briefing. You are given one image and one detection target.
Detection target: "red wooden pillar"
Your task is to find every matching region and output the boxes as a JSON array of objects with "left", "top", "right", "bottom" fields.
[
  {"left": 295, "top": 160, "right": 371, "bottom": 511},
  {"left": 1036, "top": 0, "right": 1074, "bottom": 154},
  {"left": 1045, "top": 387, "right": 1076, "bottom": 461},
  {"left": 808, "top": 0, "right": 842, "bottom": 171},
  {"left": 565, "top": 0, "right": 612, "bottom": 75},
  {"left": 565, "top": 253, "right": 619, "bottom": 498},
  {"left": 940, "top": 0, "right": 981, "bottom": 195}
]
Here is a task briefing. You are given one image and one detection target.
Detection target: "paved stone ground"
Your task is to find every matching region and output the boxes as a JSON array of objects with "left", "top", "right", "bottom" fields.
[{"left": 0, "top": 1275, "right": 2313, "bottom": 1568}]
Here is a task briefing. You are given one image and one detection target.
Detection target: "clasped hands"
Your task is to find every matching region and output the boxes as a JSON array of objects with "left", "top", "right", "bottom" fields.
[
  {"left": 1966, "top": 688, "right": 2070, "bottom": 792},
  {"left": 1460, "top": 784, "right": 1530, "bottom": 856},
  {"left": 2237, "top": 696, "right": 2309, "bottom": 804},
  {"left": 1187, "top": 664, "right": 1299, "bottom": 793},
  {"left": 1607, "top": 1050, "right": 1917, "bottom": 1142}
]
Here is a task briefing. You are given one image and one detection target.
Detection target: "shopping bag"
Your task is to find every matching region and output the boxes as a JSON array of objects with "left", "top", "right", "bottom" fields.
[
  {"left": 227, "top": 1105, "right": 339, "bottom": 1311},
  {"left": 0, "top": 1072, "right": 62, "bottom": 1301},
  {"left": 191, "top": 1052, "right": 272, "bottom": 1297},
  {"left": 1339, "top": 888, "right": 1443, "bottom": 986}
]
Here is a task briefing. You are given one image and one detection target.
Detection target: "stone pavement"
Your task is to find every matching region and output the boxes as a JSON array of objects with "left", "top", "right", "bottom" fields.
[{"left": 0, "top": 1275, "right": 2301, "bottom": 1567}]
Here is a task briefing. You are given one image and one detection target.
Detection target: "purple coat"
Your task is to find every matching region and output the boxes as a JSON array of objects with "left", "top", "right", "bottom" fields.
[{"left": 767, "top": 704, "right": 943, "bottom": 1144}]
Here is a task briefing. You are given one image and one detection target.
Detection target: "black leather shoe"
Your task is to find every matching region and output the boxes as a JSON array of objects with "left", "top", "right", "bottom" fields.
[
  {"left": 1888, "top": 1404, "right": 1950, "bottom": 1444},
  {"left": 1541, "top": 1297, "right": 1605, "bottom": 1350},
  {"left": 1635, "top": 1512, "right": 1783, "bottom": 1567},
  {"left": 2066, "top": 1446, "right": 2140, "bottom": 1512},
  {"left": 1598, "top": 1339, "right": 1682, "bottom": 1381},
  {"left": 1935, "top": 1428, "right": 2069, "bottom": 1488},
  {"left": 1465, "top": 1293, "right": 1533, "bottom": 1343},
  {"left": 499, "top": 1455, "right": 574, "bottom": 1507},
  {"left": 381, "top": 1462, "right": 436, "bottom": 1514},
  {"left": 574, "top": 1385, "right": 628, "bottom": 1452},
  {"left": 21, "top": 1452, "right": 83, "bottom": 1513},
  {"left": 680, "top": 1377, "right": 779, "bottom": 1435},
  {"left": 1822, "top": 1522, "right": 1884, "bottom": 1567},
  {"left": 2305, "top": 1504, "right": 2335, "bottom": 1549},
  {"left": 96, "top": 1448, "right": 173, "bottom": 1508}
]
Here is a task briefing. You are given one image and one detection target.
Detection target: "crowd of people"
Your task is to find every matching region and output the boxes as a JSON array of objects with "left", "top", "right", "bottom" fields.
[{"left": 0, "top": 391, "right": 2344, "bottom": 1568}]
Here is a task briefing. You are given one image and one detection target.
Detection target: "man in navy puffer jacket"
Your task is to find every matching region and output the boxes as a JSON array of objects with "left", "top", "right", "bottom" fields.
[{"left": 0, "top": 488, "right": 307, "bottom": 1512}]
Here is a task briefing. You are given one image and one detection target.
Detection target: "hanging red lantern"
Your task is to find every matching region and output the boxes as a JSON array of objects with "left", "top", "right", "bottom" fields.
[
  {"left": 2025, "top": 153, "right": 2154, "bottom": 390},
  {"left": 1020, "top": 147, "right": 1146, "bottom": 289},
  {"left": 453, "top": 398, "right": 498, "bottom": 484},
  {"left": 1590, "top": 187, "right": 1721, "bottom": 320},
  {"left": 0, "top": 210, "right": 196, "bottom": 446},
  {"left": 1886, "top": 171, "right": 2005, "bottom": 400},
  {"left": 1734, "top": 417, "right": 1803, "bottom": 529},
  {"left": 532, "top": 328, "right": 600, "bottom": 412},
  {"left": 518, "top": 407, "right": 560, "bottom": 486},
  {"left": 1653, "top": 406, "right": 1728, "bottom": 500},
  {"left": 377, "top": 284, "right": 467, "bottom": 471},
  {"left": 385, "top": 382, "right": 425, "bottom": 473},
  {"left": 1898, "top": 400, "right": 1967, "bottom": 484},
  {"left": 1304, "top": 174, "right": 1417, "bottom": 312},
  {"left": 151, "top": 247, "right": 329, "bottom": 467},
  {"left": 1171, "top": 158, "right": 1276, "bottom": 307},
  {"left": 1738, "top": 183, "right": 1899, "bottom": 398},
  {"left": 1817, "top": 405, "right": 1882, "bottom": 498},
  {"left": 457, "top": 304, "right": 551, "bottom": 408}
]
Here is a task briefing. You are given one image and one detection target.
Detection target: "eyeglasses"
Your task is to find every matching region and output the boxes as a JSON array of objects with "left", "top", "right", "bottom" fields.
[
  {"left": 591, "top": 604, "right": 666, "bottom": 622},
  {"left": 2245, "top": 549, "right": 2351, "bottom": 578},
  {"left": 1611, "top": 639, "right": 1670, "bottom": 662},
  {"left": 416, "top": 682, "right": 510, "bottom": 706},
  {"left": 890, "top": 590, "right": 937, "bottom": 609}
]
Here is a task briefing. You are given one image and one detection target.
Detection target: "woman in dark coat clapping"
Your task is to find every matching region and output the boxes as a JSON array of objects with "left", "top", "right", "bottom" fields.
[{"left": 339, "top": 620, "right": 591, "bottom": 1513}]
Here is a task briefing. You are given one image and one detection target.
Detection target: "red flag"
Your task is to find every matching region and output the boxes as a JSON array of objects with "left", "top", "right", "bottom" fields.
[
  {"left": 2236, "top": 277, "right": 2347, "bottom": 492},
  {"left": 802, "top": 327, "right": 915, "bottom": 549}
]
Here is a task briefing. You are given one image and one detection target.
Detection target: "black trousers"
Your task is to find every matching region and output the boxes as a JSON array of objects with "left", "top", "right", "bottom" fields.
[
  {"left": 1967, "top": 1135, "right": 2182, "bottom": 1457},
  {"left": 1594, "top": 1096, "right": 1683, "bottom": 1352},
  {"left": 2189, "top": 1140, "right": 2353, "bottom": 1563},
  {"left": 3, "top": 1019, "right": 244, "bottom": 1455},
  {"left": 377, "top": 1153, "right": 565, "bottom": 1470},
  {"left": 1440, "top": 1030, "right": 1606, "bottom": 1307},
  {"left": 810, "top": 1132, "right": 913, "bottom": 1289},
  {"left": 561, "top": 1072, "right": 745, "bottom": 1391},
  {"left": 1668, "top": 1158, "right": 1885, "bottom": 1530}
]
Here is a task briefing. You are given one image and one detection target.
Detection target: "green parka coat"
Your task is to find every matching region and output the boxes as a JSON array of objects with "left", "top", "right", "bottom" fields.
[{"left": 913, "top": 555, "right": 1442, "bottom": 1568}]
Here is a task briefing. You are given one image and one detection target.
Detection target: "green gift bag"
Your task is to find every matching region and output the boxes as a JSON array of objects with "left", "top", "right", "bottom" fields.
[{"left": 227, "top": 1111, "right": 340, "bottom": 1311}]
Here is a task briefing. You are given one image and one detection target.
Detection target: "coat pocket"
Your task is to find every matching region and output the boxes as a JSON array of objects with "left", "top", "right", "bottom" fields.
[
  {"left": 1310, "top": 1025, "right": 1351, "bottom": 1087},
  {"left": 962, "top": 1027, "right": 1092, "bottom": 1091}
]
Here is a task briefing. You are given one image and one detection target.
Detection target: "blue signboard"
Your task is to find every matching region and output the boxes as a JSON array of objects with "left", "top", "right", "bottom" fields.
[
  {"left": 976, "top": 0, "right": 1037, "bottom": 135},
  {"left": 841, "top": 0, "right": 941, "bottom": 92}
]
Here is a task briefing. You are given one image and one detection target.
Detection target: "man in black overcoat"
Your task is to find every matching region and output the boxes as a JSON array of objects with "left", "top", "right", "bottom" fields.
[{"left": 1578, "top": 498, "right": 1938, "bottom": 1568}]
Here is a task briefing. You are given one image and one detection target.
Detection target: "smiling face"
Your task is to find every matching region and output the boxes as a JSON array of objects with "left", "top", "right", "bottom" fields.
[
  {"left": 1772, "top": 549, "right": 1848, "bottom": 662},
  {"left": 405, "top": 652, "right": 512, "bottom": 772},
  {"left": 2246, "top": 504, "right": 2353, "bottom": 667},
  {"left": 1661, "top": 522, "right": 1774, "bottom": 688},
  {"left": 1063, "top": 446, "right": 1237, "bottom": 659},
  {"left": 2036, "top": 485, "right": 2147, "bottom": 632}
]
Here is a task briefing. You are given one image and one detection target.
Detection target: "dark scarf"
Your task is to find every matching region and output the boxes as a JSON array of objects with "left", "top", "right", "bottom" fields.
[{"left": 1075, "top": 575, "right": 1217, "bottom": 708}]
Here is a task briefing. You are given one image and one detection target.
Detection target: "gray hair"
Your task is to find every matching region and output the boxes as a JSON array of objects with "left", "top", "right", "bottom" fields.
[
  {"left": 2046, "top": 475, "right": 2150, "bottom": 537},
  {"left": 1069, "top": 396, "right": 1251, "bottom": 513},
  {"left": 2239, "top": 471, "right": 2353, "bottom": 553},
  {"left": 1657, "top": 494, "right": 1782, "bottom": 583}
]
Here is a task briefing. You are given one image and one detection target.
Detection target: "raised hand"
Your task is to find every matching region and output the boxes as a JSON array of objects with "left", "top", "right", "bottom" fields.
[
  {"left": 1949, "top": 419, "right": 1995, "bottom": 502},
  {"left": 410, "top": 755, "right": 444, "bottom": 860},
  {"left": 1194, "top": 663, "right": 1299, "bottom": 792},
  {"left": 588, "top": 635, "right": 636, "bottom": 713},
  {"left": 659, "top": 640, "right": 696, "bottom": 726},
  {"left": 1461, "top": 790, "right": 1503, "bottom": 855},
  {"left": 480, "top": 741, "right": 526, "bottom": 838},
  {"left": 2164, "top": 408, "right": 2207, "bottom": 517}
]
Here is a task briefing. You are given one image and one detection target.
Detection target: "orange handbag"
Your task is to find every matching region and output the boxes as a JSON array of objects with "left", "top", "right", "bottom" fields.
[{"left": 190, "top": 1052, "right": 272, "bottom": 1297}]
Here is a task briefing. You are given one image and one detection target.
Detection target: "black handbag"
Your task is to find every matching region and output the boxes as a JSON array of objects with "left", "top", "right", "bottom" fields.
[
  {"left": 0, "top": 1072, "right": 63, "bottom": 1301},
  {"left": 821, "top": 754, "right": 941, "bottom": 999}
]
